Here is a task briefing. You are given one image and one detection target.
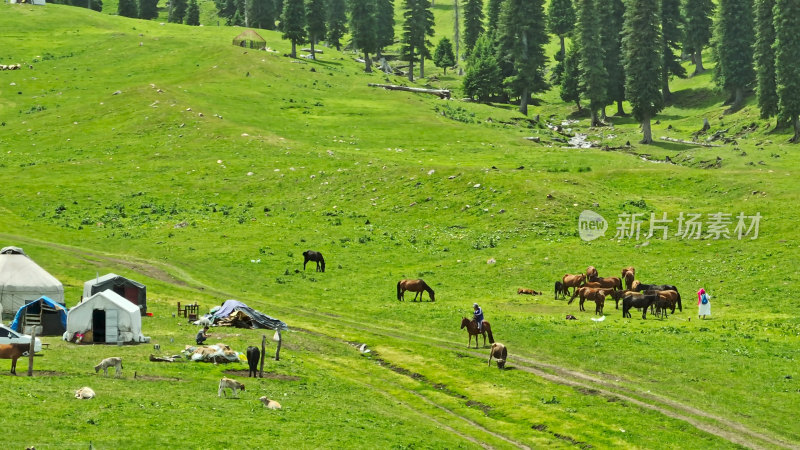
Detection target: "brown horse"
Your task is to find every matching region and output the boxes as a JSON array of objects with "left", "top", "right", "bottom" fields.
[
  {"left": 621, "top": 267, "right": 635, "bottom": 289},
  {"left": 609, "top": 289, "right": 637, "bottom": 309},
  {"left": 569, "top": 287, "right": 612, "bottom": 313},
  {"left": 397, "top": 279, "right": 435, "bottom": 302},
  {"left": 586, "top": 266, "right": 599, "bottom": 281},
  {"left": 460, "top": 317, "right": 494, "bottom": 348},
  {"left": 561, "top": 273, "right": 586, "bottom": 297},
  {"left": 584, "top": 276, "right": 622, "bottom": 291},
  {"left": 0, "top": 344, "right": 31, "bottom": 375}
]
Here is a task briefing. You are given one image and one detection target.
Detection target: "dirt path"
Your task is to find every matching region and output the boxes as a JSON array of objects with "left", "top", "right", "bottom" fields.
[{"left": 15, "top": 234, "right": 795, "bottom": 449}]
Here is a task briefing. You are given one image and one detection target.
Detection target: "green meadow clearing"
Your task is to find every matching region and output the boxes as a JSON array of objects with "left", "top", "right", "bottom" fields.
[{"left": 2, "top": 4, "right": 800, "bottom": 449}]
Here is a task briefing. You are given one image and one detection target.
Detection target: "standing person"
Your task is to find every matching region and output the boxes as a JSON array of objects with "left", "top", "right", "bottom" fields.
[
  {"left": 196, "top": 325, "right": 210, "bottom": 345},
  {"left": 697, "top": 288, "right": 711, "bottom": 319},
  {"left": 473, "top": 303, "right": 484, "bottom": 332}
]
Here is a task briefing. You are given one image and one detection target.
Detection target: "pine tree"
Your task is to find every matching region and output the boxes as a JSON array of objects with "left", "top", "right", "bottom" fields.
[
  {"left": 462, "top": 0, "right": 484, "bottom": 58},
  {"left": 463, "top": 33, "right": 502, "bottom": 101},
  {"left": 683, "top": 0, "right": 713, "bottom": 74},
  {"left": 118, "top": 0, "right": 138, "bottom": 18},
  {"left": 375, "top": 0, "right": 395, "bottom": 58},
  {"left": 661, "top": 0, "right": 686, "bottom": 101},
  {"left": 282, "top": 0, "right": 307, "bottom": 58},
  {"left": 350, "top": 0, "right": 378, "bottom": 72},
  {"left": 213, "top": 0, "right": 237, "bottom": 25},
  {"left": 774, "top": 0, "right": 800, "bottom": 141},
  {"left": 547, "top": 0, "right": 576, "bottom": 59},
  {"left": 247, "top": 0, "right": 275, "bottom": 29},
  {"left": 305, "top": 0, "right": 326, "bottom": 59},
  {"left": 485, "top": 0, "right": 503, "bottom": 36},
  {"left": 754, "top": 0, "right": 778, "bottom": 120},
  {"left": 169, "top": 0, "right": 188, "bottom": 22},
  {"left": 434, "top": 37, "right": 456, "bottom": 74},
  {"left": 712, "top": 0, "right": 755, "bottom": 110},
  {"left": 575, "top": 0, "right": 606, "bottom": 126},
  {"left": 326, "top": 0, "right": 347, "bottom": 50},
  {"left": 560, "top": 40, "right": 583, "bottom": 110},
  {"left": 138, "top": 0, "right": 159, "bottom": 19},
  {"left": 232, "top": 5, "right": 245, "bottom": 25},
  {"left": 622, "top": 0, "right": 664, "bottom": 144},
  {"left": 186, "top": 0, "right": 200, "bottom": 24},
  {"left": 599, "top": 0, "right": 625, "bottom": 116},
  {"left": 401, "top": 0, "right": 435, "bottom": 80},
  {"left": 496, "top": 0, "right": 549, "bottom": 115}
]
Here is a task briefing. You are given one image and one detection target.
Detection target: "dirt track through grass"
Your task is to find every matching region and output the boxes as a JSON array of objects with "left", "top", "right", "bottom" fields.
[{"left": 13, "top": 233, "right": 795, "bottom": 449}]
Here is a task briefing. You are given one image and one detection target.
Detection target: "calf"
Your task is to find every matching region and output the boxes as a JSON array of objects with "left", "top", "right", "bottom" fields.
[
  {"left": 94, "top": 357, "right": 123, "bottom": 377},
  {"left": 218, "top": 377, "right": 245, "bottom": 398},
  {"left": 259, "top": 396, "right": 282, "bottom": 409},
  {"left": 0, "top": 344, "right": 30, "bottom": 375},
  {"left": 488, "top": 342, "right": 508, "bottom": 369},
  {"left": 246, "top": 346, "right": 260, "bottom": 377}
]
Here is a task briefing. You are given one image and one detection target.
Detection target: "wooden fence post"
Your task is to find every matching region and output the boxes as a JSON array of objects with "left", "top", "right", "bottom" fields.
[
  {"left": 274, "top": 329, "right": 282, "bottom": 361},
  {"left": 27, "top": 328, "right": 36, "bottom": 376},
  {"left": 259, "top": 334, "right": 266, "bottom": 378}
]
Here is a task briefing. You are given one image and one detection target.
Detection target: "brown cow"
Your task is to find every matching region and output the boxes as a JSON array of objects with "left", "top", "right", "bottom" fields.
[
  {"left": 621, "top": 267, "right": 636, "bottom": 290},
  {"left": 0, "top": 344, "right": 31, "bottom": 375},
  {"left": 488, "top": 342, "right": 508, "bottom": 369},
  {"left": 561, "top": 273, "right": 586, "bottom": 297},
  {"left": 586, "top": 266, "right": 599, "bottom": 281}
]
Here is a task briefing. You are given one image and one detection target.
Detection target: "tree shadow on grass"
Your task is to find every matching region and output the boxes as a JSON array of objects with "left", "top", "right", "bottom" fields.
[
  {"left": 647, "top": 140, "right": 700, "bottom": 151},
  {"left": 669, "top": 87, "right": 724, "bottom": 110}
]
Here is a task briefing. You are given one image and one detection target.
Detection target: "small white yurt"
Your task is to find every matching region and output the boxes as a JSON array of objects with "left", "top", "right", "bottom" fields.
[
  {"left": 0, "top": 246, "right": 65, "bottom": 320},
  {"left": 64, "top": 290, "right": 148, "bottom": 344}
]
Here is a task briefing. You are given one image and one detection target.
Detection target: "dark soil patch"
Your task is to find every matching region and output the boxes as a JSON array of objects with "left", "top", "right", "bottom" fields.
[
  {"left": 1, "top": 370, "right": 67, "bottom": 377},
  {"left": 465, "top": 399, "right": 492, "bottom": 415},
  {"left": 578, "top": 387, "right": 601, "bottom": 396},
  {"left": 223, "top": 369, "right": 300, "bottom": 381},
  {"left": 554, "top": 433, "right": 592, "bottom": 449},
  {"left": 531, "top": 424, "right": 548, "bottom": 432},
  {"left": 133, "top": 374, "right": 185, "bottom": 382}
]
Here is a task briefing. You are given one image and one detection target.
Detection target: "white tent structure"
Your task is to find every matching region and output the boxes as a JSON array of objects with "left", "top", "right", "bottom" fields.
[
  {"left": 0, "top": 246, "right": 64, "bottom": 320},
  {"left": 64, "top": 290, "right": 148, "bottom": 344}
]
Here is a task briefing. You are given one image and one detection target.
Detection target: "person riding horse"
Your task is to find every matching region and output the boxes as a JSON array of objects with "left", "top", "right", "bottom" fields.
[{"left": 473, "top": 303, "right": 484, "bottom": 332}]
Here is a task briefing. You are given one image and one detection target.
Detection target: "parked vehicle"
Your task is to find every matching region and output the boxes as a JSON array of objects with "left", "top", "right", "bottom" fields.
[{"left": 0, "top": 324, "right": 42, "bottom": 352}]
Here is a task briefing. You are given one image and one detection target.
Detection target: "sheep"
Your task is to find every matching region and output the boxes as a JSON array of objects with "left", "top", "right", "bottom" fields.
[
  {"left": 259, "top": 396, "right": 282, "bottom": 409},
  {"left": 94, "top": 357, "right": 123, "bottom": 377},
  {"left": 75, "top": 387, "right": 96, "bottom": 399}
]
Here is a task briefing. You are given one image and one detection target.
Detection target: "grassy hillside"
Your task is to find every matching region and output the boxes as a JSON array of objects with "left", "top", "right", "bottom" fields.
[{"left": 2, "top": 4, "right": 800, "bottom": 449}]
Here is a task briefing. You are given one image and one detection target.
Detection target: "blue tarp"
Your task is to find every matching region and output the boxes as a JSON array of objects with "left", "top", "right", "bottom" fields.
[
  {"left": 9, "top": 295, "right": 68, "bottom": 334},
  {"left": 212, "top": 299, "right": 288, "bottom": 330}
]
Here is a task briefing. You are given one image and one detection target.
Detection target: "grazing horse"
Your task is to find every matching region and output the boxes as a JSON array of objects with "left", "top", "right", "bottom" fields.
[
  {"left": 587, "top": 276, "right": 622, "bottom": 291},
  {"left": 647, "top": 290, "right": 681, "bottom": 314},
  {"left": 460, "top": 317, "right": 494, "bottom": 348},
  {"left": 554, "top": 281, "right": 569, "bottom": 299},
  {"left": 622, "top": 292, "right": 659, "bottom": 319},
  {"left": 569, "top": 287, "right": 612, "bottom": 313},
  {"left": 246, "top": 346, "right": 260, "bottom": 377},
  {"left": 0, "top": 344, "right": 30, "bottom": 375},
  {"left": 632, "top": 282, "right": 681, "bottom": 311},
  {"left": 586, "top": 266, "right": 599, "bottom": 281},
  {"left": 621, "top": 267, "right": 636, "bottom": 289},
  {"left": 397, "top": 279, "right": 435, "bottom": 302},
  {"left": 302, "top": 250, "right": 325, "bottom": 272},
  {"left": 488, "top": 342, "right": 507, "bottom": 369},
  {"left": 561, "top": 274, "right": 586, "bottom": 297}
]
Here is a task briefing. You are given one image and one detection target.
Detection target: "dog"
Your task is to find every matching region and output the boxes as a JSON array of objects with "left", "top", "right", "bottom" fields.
[
  {"left": 259, "top": 396, "right": 282, "bottom": 409},
  {"left": 75, "top": 387, "right": 96, "bottom": 399},
  {"left": 94, "top": 357, "right": 123, "bottom": 377},
  {"left": 218, "top": 377, "right": 245, "bottom": 398}
]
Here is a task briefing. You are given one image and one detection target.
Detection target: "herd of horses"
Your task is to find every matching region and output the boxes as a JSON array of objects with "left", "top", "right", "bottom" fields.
[{"left": 556, "top": 266, "right": 682, "bottom": 319}]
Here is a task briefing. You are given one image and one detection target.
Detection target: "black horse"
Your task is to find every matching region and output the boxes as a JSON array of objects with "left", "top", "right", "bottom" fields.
[
  {"left": 622, "top": 292, "right": 659, "bottom": 319},
  {"left": 554, "top": 281, "right": 568, "bottom": 300},
  {"left": 246, "top": 346, "right": 260, "bottom": 377},
  {"left": 303, "top": 250, "right": 325, "bottom": 272},
  {"left": 632, "top": 282, "right": 681, "bottom": 311}
]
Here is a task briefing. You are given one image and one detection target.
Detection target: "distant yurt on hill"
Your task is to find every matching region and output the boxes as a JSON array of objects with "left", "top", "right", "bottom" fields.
[
  {"left": 233, "top": 30, "right": 266, "bottom": 49},
  {"left": 0, "top": 246, "right": 65, "bottom": 320}
]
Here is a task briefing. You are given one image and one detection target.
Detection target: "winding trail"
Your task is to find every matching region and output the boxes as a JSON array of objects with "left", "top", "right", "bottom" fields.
[{"left": 7, "top": 232, "right": 795, "bottom": 449}]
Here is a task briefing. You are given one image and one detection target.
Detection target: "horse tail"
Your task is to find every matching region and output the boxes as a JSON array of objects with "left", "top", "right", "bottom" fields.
[
  {"left": 485, "top": 323, "right": 494, "bottom": 344},
  {"left": 396, "top": 281, "right": 401, "bottom": 300},
  {"left": 567, "top": 290, "right": 577, "bottom": 305},
  {"left": 677, "top": 291, "right": 682, "bottom": 311}
]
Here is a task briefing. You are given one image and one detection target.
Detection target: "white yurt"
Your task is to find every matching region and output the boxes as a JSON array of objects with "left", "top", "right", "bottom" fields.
[
  {"left": 0, "top": 246, "right": 65, "bottom": 320},
  {"left": 64, "top": 290, "right": 149, "bottom": 344}
]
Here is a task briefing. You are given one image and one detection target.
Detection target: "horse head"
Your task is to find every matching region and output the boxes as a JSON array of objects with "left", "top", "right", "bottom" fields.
[
  {"left": 460, "top": 317, "right": 469, "bottom": 329},
  {"left": 631, "top": 280, "right": 641, "bottom": 291},
  {"left": 428, "top": 289, "right": 435, "bottom": 302}
]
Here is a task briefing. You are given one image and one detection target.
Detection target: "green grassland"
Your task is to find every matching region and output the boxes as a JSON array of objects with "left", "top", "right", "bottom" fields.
[{"left": 2, "top": 4, "right": 800, "bottom": 449}]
